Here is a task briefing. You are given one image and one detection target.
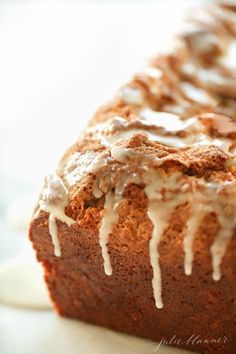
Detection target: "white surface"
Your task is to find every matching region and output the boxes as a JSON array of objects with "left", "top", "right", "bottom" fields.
[
  {"left": 0, "top": 306, "right": 191, "bottom": 354},
  {"left": 0, "top": 256, "right": 51, "bottom": 309},
  {"left": 0, "top": 1, "right": 200, "bottom": 354},
  {"left": 6, "top": 192, "right": 38, "bottom": 232}
]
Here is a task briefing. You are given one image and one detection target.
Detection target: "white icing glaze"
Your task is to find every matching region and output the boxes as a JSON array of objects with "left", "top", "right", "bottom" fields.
[
  {"left": 146, "top": 201, "right": 165, "bottom": 309},
  {"left": 88, "top": 113, "right": 234, "bottom": 154},
  {"left": 38, "top": 174, "right": 75, "bottom": 257},
  {"left": 191, "top": 32, "right": 221, "bottom": 54},
  {"left": 184, "top": 180, "right": 236, "bottom": 279},
  {"left": 144, "top": 172, "right": 187, "bottom": 308},
  {"left": 220, "top": 40, "right": 236, "bottom": 69},
  {"left": 193, "top": 134, "right": 232, "bottom": 154},
  {"left": 200, "top": 113, "right": 236, "bottom": 135},
  {"left": 102, "top": 125, "right": 187, "bottom": 148},
  {"left": 110, "top": 146, "right": 136, "bottom": 163},
  {"left": 119, "top": 86, "right": 144, "bottom": 105},
  {"left": 210, "top": 181, "right": 236, "bottom": 281},
  {"left": 62, "top": 150, "right": 106, "bottom": 186},
  {"left": 183, "top": 183, "right": 212, "bottom": 276},
  {"left": 211, "top": 223, "right": 233, "bottom": 281},
  {"left": 140, "top": 109, "right": 186, "bottom": 133},
  {"left": 141, "top": 66, "right": 163, "bottom": 79},
  {"left": 89, "top": 115, "right": 190, "bottom": 148},
  {"left": 110, "top": 145, "right": 173, "bottom": 167},
  {"left": 101, "top": 127, "right": 148, "bottom": 146},
  {"left": 184, "top": 209, "right": 199, "bottom": 276},
  {"left": 92, "top": 180, "right": 104, "bottom": 198},
  {"left": 48, "top": 214, "right": 61, "bottom": 257},
  {"left": 99, "top": 190, "right": 122, "bottom": 276},
  {"left": 180, "top": 82, "right": 217, "bottom": 106},
  {"left": 98, "top": 174, "right": 141, "bottom": 275},
  {"left": 182, "top": 62, "right": 236, "bottom": 96},
  {"left": 200, "top": 68, "right": 225, "bottom": 86}
]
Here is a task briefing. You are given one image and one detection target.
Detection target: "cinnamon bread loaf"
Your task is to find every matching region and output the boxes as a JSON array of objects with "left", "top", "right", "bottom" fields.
[{"left": 29, "top": 3, "right": 236, "bottom": 353}]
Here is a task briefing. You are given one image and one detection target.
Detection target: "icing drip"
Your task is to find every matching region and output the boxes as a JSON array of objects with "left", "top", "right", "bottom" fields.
[
  {"left": 183, "top": 185, "right": 211, "bottom": 276},
  {"left": 211, "top": 224, "right": 234, "bottom": 281},
  {"left": 38, "top": 174, "right": 75, "bottom": 257},
  {"left": 144, "top": 173, "right": 185, "bottom": 308},
  {"left": 184, "top": 181, "right": 236, "bottom": 279},
  {"left": 184, "top": 206, "right": 202, "bottom": 276},
  {"left": 210, "top": 181, "right": 236, "bottom": 281},
  {"left": 99, "top": 183, "right": 125, "bottom": 276},
  {"left": 48, "top": 214, "right": 61, "bottom": 257},
  {"left": 146, "top": 202, "right": 166, "bottom": 309}
]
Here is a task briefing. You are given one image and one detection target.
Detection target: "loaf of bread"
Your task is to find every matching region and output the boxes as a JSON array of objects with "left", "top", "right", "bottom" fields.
[{"left": 29, "top": 3, "right": 236, "bottom": 353}]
